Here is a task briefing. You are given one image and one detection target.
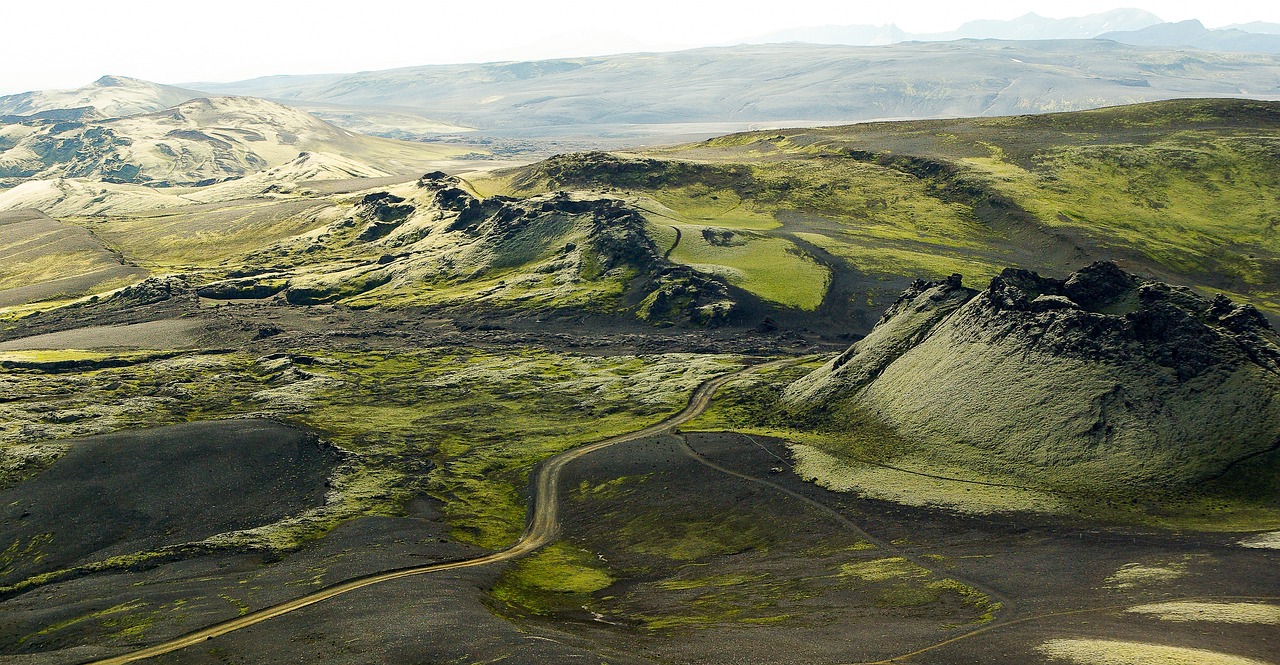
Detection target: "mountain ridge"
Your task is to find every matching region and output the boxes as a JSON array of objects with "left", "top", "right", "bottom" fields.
[
  {"left": 1100, "top": 19, "right": 1280, "bottom": 54},
  {"left": 188, "top": 41, "right": 1280, "bottom": 141},
  {"left": 0, "top": 95, "right": 465, "bottom": 187},
  {"left": 752, "top": 8, "right": 1165, "bottom": 45},
  {"left": 0, "top": 76, "right": 205, "bottom": 120}
]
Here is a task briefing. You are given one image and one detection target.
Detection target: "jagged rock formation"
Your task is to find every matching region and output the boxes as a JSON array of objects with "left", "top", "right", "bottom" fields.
[
  {"left": 786, "top": 263, "right": 1280, "bottom": 491},
  {"left": 510, "top": 152, "right": 752, "bottom": 193},
  {"left": 253, "top": 173, "right": 740, "bottom": 325}
]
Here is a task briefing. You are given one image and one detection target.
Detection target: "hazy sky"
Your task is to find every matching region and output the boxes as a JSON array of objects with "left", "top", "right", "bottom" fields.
[{"left": 1, "top": 0, "right": 1276, "bottom": 94}]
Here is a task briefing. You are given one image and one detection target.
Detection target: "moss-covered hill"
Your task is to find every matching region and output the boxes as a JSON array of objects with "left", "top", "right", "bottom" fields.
[
  {"left": 201, "top": 172, "right": 747, "bottom": 327},
  {"left": 785, "top": 262, "right": 1280, "bottom": 503},
  {"left": 479, "top": 99, "right": 1280, "bottom": 331},
  {"left": 6, "top": 99, "right": 1278, "bottom": 336}
]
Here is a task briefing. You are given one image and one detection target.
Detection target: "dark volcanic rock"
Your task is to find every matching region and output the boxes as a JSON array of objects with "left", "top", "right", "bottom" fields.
[
  {"left": 510, "top": 151, "right": 755, "bottom": 192},
  {"left": 196, "top": 277, "right": 287, "bottom": 300},
  {"left": 953, "top": 262, "right": 1280, "bottom": 380},
  {"left": 786, "top": 263, "right": 1280, "bottom": 491},
  {"left": 88, "top": 275, "right": 190, "bottom": 308},
  {"left": 354, "top": 191, "right": 416, "bottom": 241}
]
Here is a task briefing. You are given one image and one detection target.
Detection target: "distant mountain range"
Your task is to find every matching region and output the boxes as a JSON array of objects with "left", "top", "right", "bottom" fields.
[
  {"left": 4, "top": 34, "right": 1280, "bottom": 157},
  {"left": 752, "top": 9, "right": 1280, "bottom": 54},
  {"left": 752, "top": 8, "right": 1164, "bottom": 44},
  {"left": 192, "top": 41, "right": 1280, "bottom": 139},
  {"left": 1223, "top": 22, "right": 1280, "bottom": 35},
  {"left": 1100, "top": 20, "right": 1280, "bottom": 54}
]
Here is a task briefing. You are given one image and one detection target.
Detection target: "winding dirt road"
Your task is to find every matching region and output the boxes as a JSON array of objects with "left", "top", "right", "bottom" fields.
[{"left": 85, "top": 357, "right": 798, "bottom": 665}]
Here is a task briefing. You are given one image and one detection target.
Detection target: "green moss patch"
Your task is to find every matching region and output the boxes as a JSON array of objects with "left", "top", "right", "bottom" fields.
[{"left": 490, "top": 543, "right": 614, "bottom": 616}]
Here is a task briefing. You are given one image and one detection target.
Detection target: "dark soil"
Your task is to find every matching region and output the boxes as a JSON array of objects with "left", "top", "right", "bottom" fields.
[
  {"left": 1, "top": 429, "right": 1276, "bottom": 664},
  {"left": 492, "top": 431, "right": 1280, "bottom": 664},
  {"left": 1, "top": 284, "right": 840, "bottom": 358},
  {"left": 0, "top": 420, "right": 337, "bottom": 589}
]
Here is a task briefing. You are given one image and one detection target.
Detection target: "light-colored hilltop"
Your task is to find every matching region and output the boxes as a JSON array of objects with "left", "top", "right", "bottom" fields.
[
  {"left": 0, "top": 96, "right": 469, "bottom": 188},
  {"left": 0, "top": 150, "right": 436, "bottom": 218},
  {"left": 0, "top": 75, "right": 204, "bottom": 120}
]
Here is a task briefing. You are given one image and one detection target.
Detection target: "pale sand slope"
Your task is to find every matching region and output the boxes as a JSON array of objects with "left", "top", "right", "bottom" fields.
[
  {"left": 1126, "top": 602, "right": 1280, "bottom": 624},
  {"left": 0, "top": 320, "right": 208, "bottom": 351},
  {"left": 1038, "top": 639, "right": 1271, "bottom": 665}
]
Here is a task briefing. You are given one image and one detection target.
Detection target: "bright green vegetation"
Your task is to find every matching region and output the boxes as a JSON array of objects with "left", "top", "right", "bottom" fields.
[
  {"left": 839, "top": 556, "right": 923, "bottom": 582},
  {"left": 964, "top": 139, "right": 1280, "bottom": 307},
  {"left": 633, "top": 187, "right": 780, "bottom": 231},
  {"left": 205, "top": 183, "right": 679, "bottom": 320},
  {"left": 683, "top": 358, "right": 922, "bottom": 466},
  {"left": 21, "top": 600, "right": 158, "bottom": 644},
  {"left": 615, "top": 510, "right": 778, "bottom": 561},
  {"left": 656, "top": 572, "right": 770, "bottom": 591},
  {"left": 838, "top": 557, "right": 1000, "bottom": 619},
  {"left": 1105, "top": 559, "right": 1194, "bottom": 589},
  {"left": 630, "top": 583, "right": 803, "bottom": 631},
  {"left": 0, "top": 349, "right": 116, "bottom": 363},
  {"left": 665, "top": 225, "right": 828, "bottom": 310},
  {"left": 84, "top": 199, "right": 340, "bottom": 271},
  {"left": 10, "top": 99, "right": 1280, "bottom": 327},
  {"left": 0, "top": 352, "right": 273, "bottom": 448},
  {"left": 0, "top": 347, "right": 740, "bottom": 593},
  {"left": 795, "top": 231, "right": 1003, "bottom": 285},
  {"left": 489, "top": 542, "right": 614, "bottom": 616},
  {"left": 573, "top": 474, "right": 649, "bottom": 502},
  {"left": 0, "top": 213, "right": 146, "bottom": 306},
  {"left": 683, "top": 357, "right": 826, "bottom": 431},
  {"left": 489, "top": 99, "right": 1280, "bottom": 320},
  {"left": 218, "top": 593, "right": 251, "bottom": 617},
  {"left": 685, "top": 349, "right": 1280, "bottom": 528},
  {"left": 758, "top": 100, "right": 1280, "bottom": 312},
  {"left": 491, "top": 445, "right": 1002, "bottom": 636},
  {"left": 494, "top": 154, "right": 995, "bottom": 312},
  {"left": 0, "top": 241, "right": 127, "bottom": 293},
  {"left": 297, "top": 350, "right": 740, "bottom": 549}
]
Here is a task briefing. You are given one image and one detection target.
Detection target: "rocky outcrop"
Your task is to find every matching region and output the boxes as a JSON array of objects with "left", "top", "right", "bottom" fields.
[
  {"left": 91, "top": 276, "right": 190, "bottom": 309},
  {"left": 354, "top": 192, "right": 416, "bottom": 241},
  {"left": 786, "top": 274, "right": 975, "bottom": 403},
  {"left": 509, "top": 152, "right": 753, "bottom": 193},
  {"left": 195, "top": 277, "right": 288, "bottom": 300},
  {"left": 786, "top": 262, "right": 1280, "bottom": 491},
  {"left": 413, "top": 175, "right": 741, "bottom": 326},
  {"left": 264, "top": 174, "right": 742, "bottom": 325},
  {"left": 637, "top": 267, "right": 738, "bottom": 327}
]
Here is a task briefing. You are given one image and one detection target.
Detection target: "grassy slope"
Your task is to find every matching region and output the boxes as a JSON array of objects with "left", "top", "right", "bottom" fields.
[
  {"left": 7, "top": 99, "right": 1278, "bottom": 327},
  {"left": 0, "top": 347, "right": 739, "bottom": 595},
  {"left": 685, "top": 356, "right": 1280, "bottom": 530},
  {"left": 83, "top": 199, "right": 344, "bottom": 271},
  {"left": 480, "top": 99, "right": 1280, "bottom": 321},
  {"left": 721, "top": 100, "right": 1280, "bottom": 311},
  {"left": 0, "top": 212, "right": 146, "bottom": 306}
]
